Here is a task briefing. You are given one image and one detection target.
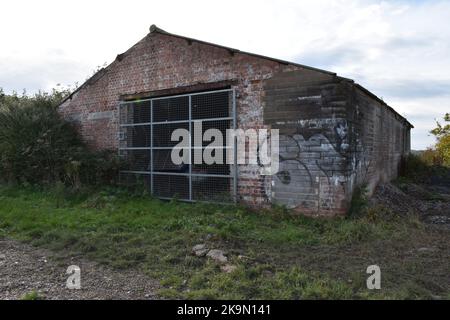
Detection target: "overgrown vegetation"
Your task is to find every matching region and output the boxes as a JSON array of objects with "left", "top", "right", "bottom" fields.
[
  {"left": 0, "top": 88, "right": 120, "bottom": 187},
  {"left": 1, "top": 185, "right": 448, "bottom": 299},
  {"left": 401, "top": 152, "right": 450, "bottom": 185},
  {"left": 405, "top": 113, "right": 450, "bottom": 176},
  {"left": 397, "top": 113, "right": 450, "bottom": 186}
]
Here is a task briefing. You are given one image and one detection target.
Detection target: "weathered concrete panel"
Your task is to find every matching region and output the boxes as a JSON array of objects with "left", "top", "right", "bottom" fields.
[
  {"left": 263, "top": 70, "right": 411, "bottom": 215},
  {"left": 263, "top": 70, "right": 353, "bottom": 215},
  {"left": 349, "top": 86, "right": 412, "bottom": 195}
]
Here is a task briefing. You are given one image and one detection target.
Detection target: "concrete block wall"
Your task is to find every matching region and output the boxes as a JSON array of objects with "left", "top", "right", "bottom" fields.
[
  {"left": 263, "top": 71, "right": 354, "bottom": 215},
  {"left": 263, "top": 71, "right": 411, "bottom": 215},
  {"left": 348, "top": 87, "right": 412, "bottom": 195}
]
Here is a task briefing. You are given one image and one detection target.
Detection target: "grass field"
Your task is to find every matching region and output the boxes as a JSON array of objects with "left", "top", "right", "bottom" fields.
[{"left": 0, "top": 185, "right": 449, "bottom": 299}]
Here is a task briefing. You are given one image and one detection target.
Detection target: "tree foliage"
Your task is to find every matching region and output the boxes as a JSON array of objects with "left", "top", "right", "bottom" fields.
[{"left": 430, "top": 113, "right": 450, "bottom": 166}]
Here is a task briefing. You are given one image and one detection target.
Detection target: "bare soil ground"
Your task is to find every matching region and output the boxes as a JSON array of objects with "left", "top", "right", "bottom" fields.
[
  {"left": 371, "top": 180, "right": 450, "bottom": 228},
  {"left": 0, "top": 238, "right": 159, "bottom": 300}
]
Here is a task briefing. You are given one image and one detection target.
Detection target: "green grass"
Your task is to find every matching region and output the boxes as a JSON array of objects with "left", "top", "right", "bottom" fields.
[
  {"left": 0, "top": 185, "right": 448, "bottom": 299},
  {"left": 20, "top": 290, "right": 44, "bottom": 300}
]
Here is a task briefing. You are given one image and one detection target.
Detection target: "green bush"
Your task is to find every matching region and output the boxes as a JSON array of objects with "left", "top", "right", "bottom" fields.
[{"left": 0, "top": 89, "right": 120, "bottom": 187}]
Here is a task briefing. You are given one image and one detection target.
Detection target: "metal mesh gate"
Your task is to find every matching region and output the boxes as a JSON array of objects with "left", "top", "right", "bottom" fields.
[{"left": 118, "top": 89, "right": 237, "bottom": 203}]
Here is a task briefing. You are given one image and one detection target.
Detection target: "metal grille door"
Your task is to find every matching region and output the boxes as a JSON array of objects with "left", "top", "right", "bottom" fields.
[{"left": 119, "top": 89, "right": 237, "bottom": 203}]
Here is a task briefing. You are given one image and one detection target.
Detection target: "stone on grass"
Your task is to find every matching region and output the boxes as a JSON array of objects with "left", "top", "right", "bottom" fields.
[
  {"left": 192, "top": 244, "right": 208, "bottom": 257},
  {"left": 417, "top": 247, "right": 436, "bottom": 252},
  {"left": 206, "top": 249, "right": 227, "bottom": 264},
  {"left": 221, "top": 264, "right": 237, "bottom": 273}
]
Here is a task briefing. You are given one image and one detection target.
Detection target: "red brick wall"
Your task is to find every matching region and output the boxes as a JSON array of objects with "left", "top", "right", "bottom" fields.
[{"left": 59, "top": 31, "right": 301, "bottom": 207}]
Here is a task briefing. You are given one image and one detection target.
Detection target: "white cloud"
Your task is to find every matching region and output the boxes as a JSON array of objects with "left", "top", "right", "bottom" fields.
[{"left": 0, "top": 0, "right": 448, "bottom": 149}]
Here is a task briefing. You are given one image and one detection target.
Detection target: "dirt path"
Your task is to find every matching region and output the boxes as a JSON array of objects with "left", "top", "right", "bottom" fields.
[{"left": 0, "top": 238, "right": 160, "bottom": 300}]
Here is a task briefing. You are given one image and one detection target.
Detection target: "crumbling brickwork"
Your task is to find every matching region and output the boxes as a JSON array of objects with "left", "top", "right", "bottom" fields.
[{"left": 59, "top": 26, "right": 411, "bottom": 216}]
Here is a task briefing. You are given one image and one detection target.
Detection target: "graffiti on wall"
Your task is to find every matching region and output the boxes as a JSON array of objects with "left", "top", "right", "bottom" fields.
[{"left": 264, "top": 119, "right": 371, "bottom": 211}]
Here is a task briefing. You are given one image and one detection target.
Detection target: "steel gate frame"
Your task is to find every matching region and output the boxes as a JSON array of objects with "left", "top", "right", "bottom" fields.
[{"left": 118, "top": 88, "right": 237, "bottom": 203}]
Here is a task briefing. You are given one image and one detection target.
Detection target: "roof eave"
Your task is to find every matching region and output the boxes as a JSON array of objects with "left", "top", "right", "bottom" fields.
[{"left": 354, "top": 82, "right": 414, "bottom": 129}]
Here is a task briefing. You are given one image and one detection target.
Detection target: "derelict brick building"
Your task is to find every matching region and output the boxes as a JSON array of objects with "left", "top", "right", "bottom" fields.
[{"left": 58, "top": 25, "right": 412, "bottom": 216}]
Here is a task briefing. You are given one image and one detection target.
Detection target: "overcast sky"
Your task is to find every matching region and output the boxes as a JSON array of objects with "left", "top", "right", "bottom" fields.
[{"left": 1, "top": 0, "right": 449, "bottom": 149}]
